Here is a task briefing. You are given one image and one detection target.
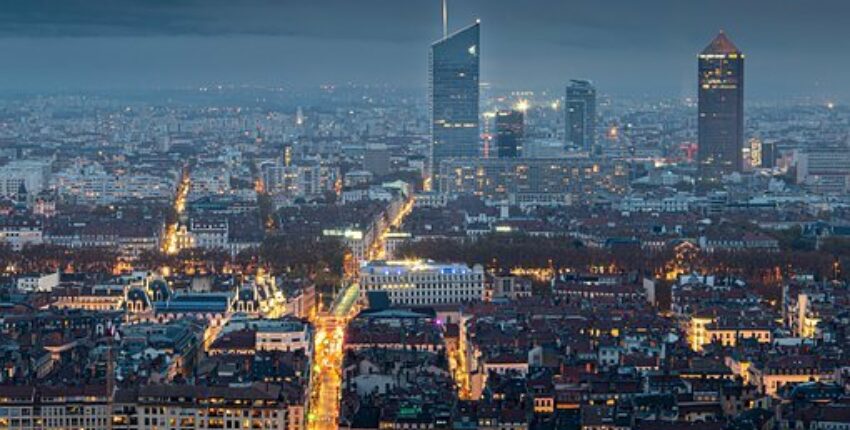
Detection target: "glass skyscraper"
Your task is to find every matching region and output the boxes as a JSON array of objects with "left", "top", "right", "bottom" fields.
[
  {"left": 495, "top": 110, "right": 524, "bottom": 158},
  {"left": 429, "top": 22, "right": 480, "bottom": 188},
  {"left": 565, "top": 80, "right": 596, "bottom": 152},
  {"left": 698, "top": 31, "right": 744, "bottom": 182}
]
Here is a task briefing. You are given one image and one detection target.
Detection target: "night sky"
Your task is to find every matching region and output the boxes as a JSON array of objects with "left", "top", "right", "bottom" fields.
[{"left": 1, "top": 0, "right": 848, "bottom": 98}]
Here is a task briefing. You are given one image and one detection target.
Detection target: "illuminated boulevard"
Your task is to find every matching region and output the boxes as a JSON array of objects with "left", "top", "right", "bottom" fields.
[
  {"left": 369, "top": 195, "right": 414, "bottom": 260},
  {"left": 308, "top": 283, "right": 360, "bottom": 430},
  {"left": 309, "top": 194, "right": 412, "bottom": 429},
  {"left": 162, "top": 166, "right": 191, "bottom": 255}
]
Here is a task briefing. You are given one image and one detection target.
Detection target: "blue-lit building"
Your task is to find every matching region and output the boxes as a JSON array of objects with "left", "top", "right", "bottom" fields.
[
  {"left": 429, "top": 21, "right": 480, "bottom": 188},
  {"left": 359, "top": 260, "right": 485, "bottom": 306}
]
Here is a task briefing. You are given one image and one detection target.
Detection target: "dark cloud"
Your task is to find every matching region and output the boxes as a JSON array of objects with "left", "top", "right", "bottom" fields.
[
  {"left": 0, "top": 0, "right": 848, "bottom": 97},
  {"left": 0, "top": 0, "right": 436, "bottom": 40}
]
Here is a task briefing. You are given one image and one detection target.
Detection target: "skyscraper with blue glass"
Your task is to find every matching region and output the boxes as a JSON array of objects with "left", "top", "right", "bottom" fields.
[{"left": 429, "top": 22, "right": 480, "bottom": 189}]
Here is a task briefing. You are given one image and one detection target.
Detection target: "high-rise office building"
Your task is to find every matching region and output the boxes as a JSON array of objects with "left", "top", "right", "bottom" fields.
[
  {"left": 565, "top": 80, "right": 596, "bottom": 152},
  {"left": 495, "top": 110, "right": 524, "bottom": 158},
  {"left": 760, "top": 141, "right": 777, "bottom": 169},
  {"left": 698, "top": 31, "right": 745, "bottom": 181},
  {"left": 429, "top": 22, "right": 480, "bottom": 188}
]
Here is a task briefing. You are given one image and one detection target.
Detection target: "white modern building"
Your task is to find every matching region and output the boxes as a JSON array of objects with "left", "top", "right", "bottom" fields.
[
  {"left": 51, "top": 161, "right": 175, "bottom": 205},
  {"left": 16, "top": 272, "right": 60, "bottom": 292},
  {"left": 188, "top": 217, "right": 229, "bottom": 249},
  {"left": 796, "top": 147, "right": 850, "bottom": 194},
  {"left": 0, "top": 159, "right": 51, "bottom": 198},
  {"left": 221, "top": 317, "right": 313, "bottom": 354},
  {"left": 0, "top": 217, "right": 43, "bottom": 250},
  {"left": 619, "top": 193, "right": 693, "bottom": 213},
  {"left": 359, "top": 260, "right": 485, "bottom": 306},
  {"left": 188, "top": 164, "right": 231, "bottom": 199},
  {"left": 254, "top": 319, "right": 312, "bottom": 354},
  {"left": 260, "top": 161, "right": 322, "bottom": 198}
]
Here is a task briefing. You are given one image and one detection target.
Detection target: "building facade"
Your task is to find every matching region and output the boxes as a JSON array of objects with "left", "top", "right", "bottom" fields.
[
  {"left": 429, "top": 22, "right": 480, "bottom": 188},
  {"left": 495, "top": 110, "right": 524, "bottom": 158},
  {"left": 698, "top": 31, "right": 745, "bottom": 182},
  {"left": 438, "top": 157, "right": 628, "bottom": 205},
  {"left": 796, "top": 146, "right": 850, "bottom": 194},
  {"left": 565, "top": 80, "right": 597, "bottom": 152},
  {"left": 0, "top": 217, "right": 43, "bottom": 251},
  {"left": 260, "top": 161, "right": 321, "bottom": 198},
  {"left": 360, "top": 260, "right": 485, "bottom": 306},
  {"left": 0, "top": 386, "right": 111, "bottom": 430},
  {"left": 0, "top": 160, "right": 51, "bottom": 200}
]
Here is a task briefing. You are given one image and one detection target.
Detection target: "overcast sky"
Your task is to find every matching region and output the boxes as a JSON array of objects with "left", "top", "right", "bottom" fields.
[{"left": 1, "top": 0, "right": 848, "bottom": 98}]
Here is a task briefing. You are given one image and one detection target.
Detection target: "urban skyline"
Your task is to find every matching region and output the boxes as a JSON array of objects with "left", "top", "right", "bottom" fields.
[
  {"left": 0, "top": 0, "right": 848, "bottom": 99},
  {"left": 2, "top": 2, "right": 850, "bottom": 430}
]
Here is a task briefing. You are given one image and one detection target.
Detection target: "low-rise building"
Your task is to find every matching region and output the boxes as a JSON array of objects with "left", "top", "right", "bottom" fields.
[
  {"left": 127, "top": 383, "right": 305, "bottom": 430},
  {"left": 0, "top": 217, "right": 43, "bottom": 250},
  {"left": 16, "top": 272, "right": 60, "bottom": 293},
  {"left": 359, "top": 260, "right": 485, "bottom": 306}
]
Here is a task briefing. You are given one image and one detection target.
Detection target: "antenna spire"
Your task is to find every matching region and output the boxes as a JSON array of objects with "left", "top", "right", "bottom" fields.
[{"left": 442, "top": 0, "right": 448, "bottom": 38}]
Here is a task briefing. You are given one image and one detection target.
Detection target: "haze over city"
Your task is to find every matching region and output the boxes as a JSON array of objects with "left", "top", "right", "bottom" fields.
[
  {"left": 2, "top": 0, "right": 850, "bottom": 98},
  {"left": 2, "top": 2, "right": 850, "bottom": 430}
]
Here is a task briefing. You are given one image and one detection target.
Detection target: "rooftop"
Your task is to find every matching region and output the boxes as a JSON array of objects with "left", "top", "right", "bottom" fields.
[
  {"left": 701, "top": 31, "right": 741, "bottom": 55},
  {"left": 361, "top": 259, "right": 481, "bottom": 275}
]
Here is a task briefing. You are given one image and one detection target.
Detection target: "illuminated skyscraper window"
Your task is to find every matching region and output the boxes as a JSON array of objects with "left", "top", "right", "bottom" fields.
[
  {"left": 429, "top": 22, "right": 480, "bottom": 189},
  {"left": 495, "top": 110, "right": 524, "bottom": 158},
  {"left": 698, "top": 31, "right": 745, "bottom": 182}
]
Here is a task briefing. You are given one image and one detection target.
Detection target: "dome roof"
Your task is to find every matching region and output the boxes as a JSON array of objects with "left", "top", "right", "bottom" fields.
[
  {"left": 127, "top": 287, "right": 151, "bottom": 308},
  {"left": 150, "top": 280, "right": 172, "bottom": 301}
]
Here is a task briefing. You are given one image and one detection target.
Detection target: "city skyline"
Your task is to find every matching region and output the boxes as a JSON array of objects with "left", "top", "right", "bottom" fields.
[
  {"left": 3, "top": 3, "right": 850, "bottom": 430},
  {"left": 1, "top": 0, "right": 849, "bottom": 99}
]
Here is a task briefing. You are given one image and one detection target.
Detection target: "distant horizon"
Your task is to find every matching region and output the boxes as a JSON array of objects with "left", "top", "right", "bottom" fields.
[
  {"left": 0, "top": 84, "right": 842, "bottom": 106},
  {"left": 2, "top": 0, "right": 850, "bottom": 99}
]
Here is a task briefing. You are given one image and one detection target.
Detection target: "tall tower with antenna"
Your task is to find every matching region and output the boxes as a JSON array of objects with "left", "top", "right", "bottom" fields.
[
  {"left": 442, "top": 0, "right": 448, "bottom": 38},
  {"left": 429, "top": 0, "right": 480, "bottom": 191}
]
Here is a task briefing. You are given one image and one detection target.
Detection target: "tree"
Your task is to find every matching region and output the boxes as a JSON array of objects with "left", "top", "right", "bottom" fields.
[
  {"left": 257, "top": 192, "right": 278, "bottom": 231},
  {"left": 260, "top": 235, "right": 345, "bottom": 280},
  {"left": 396, "top": 233, "right": 674, "bottom": 275}
]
